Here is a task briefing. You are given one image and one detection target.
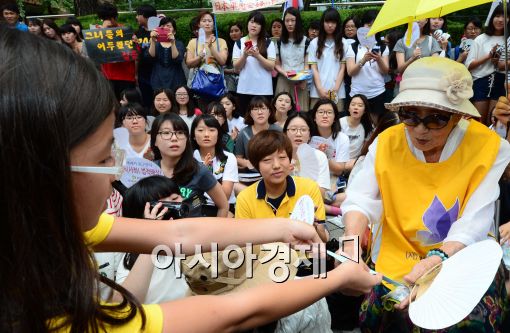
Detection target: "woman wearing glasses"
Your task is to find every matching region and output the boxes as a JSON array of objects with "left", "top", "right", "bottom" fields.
[
  {"left": 341, "top": 56, "right": 510, "bottom": 331},
  {"left": 116, "top": 103, "right": 151, "bottom": 160},
  {"left": 149, "top": 113, "right": 229, "bottom": 217}
]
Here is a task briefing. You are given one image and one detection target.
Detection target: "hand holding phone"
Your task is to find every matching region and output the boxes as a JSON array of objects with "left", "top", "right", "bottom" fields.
[
  {"left": 155, "top": 27, "right": 170, "bottom": 43},
  {"left": 244, "top": 40, "right": 253, "bottom": 50}
]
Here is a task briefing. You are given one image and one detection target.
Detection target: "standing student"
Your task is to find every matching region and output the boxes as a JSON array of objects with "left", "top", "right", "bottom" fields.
[
  {"left": 1, "top": 3, "right": 27, "bottom": 31},
  {"left": 233, "top": 10, "right": 276, "bottom": 116},
  {"left": 274, "top": 7, "right": 310, "bottom": 111},
  {"left": 466, "top": 4, "right": 508, "bottom": 125},
  {"left": 148, "top": 17, "right": 186, "bottom": 91},
  {"left": 225, "top": 22, "right": 243, "bottom": 94},
  {"left": 429, "top": 16, "right": 451, "bottom": 58},
  {"left": 60, "top": 24, "right": 87, "bottom": 57},
  {"left": 345, "top": 10, "right": 389, "bottom": 124},
  {"left": 134, "top": 4, "right": 157, "bottom": 107},
  {"left": 191, "top": 115, "right": 239, "bottom": 216},
  {"left": 0, "top": 28, "right": 381, "bottom": 332},
  {"left": 308, "top": 8, "right": 345, "bottom": 111},
  {"left": 150, "top": 113, "right": 229, "bottom": 217}
]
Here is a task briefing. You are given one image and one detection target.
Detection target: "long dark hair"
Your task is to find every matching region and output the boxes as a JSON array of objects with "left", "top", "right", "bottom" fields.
[
  {"left": 59, "top": 23, "right": 82, "bottom": 42},
  {"left": 316, "top": 8, "right": 343, "bottom": 60},
  {"left": 283, "top": 111, "right": 314, "bottom": 140},
  {"left": 220, "top": 92, "right": 241, "bottom": 119},
  {"left": 206, "top": 101, "right": 229, "bottom": 134},
  {"left": 247, "top": 11, "right": 268, "bottom": 58},
  {"left": 151, "top": 88, "right": 178, "bottom": 116},
  {"left": 150, "top": 113, "right": 198, "bottom": 185},
  {"left": 42, "top": 18, "right": 61, "bottom": 40},
  {"left": 281, "top": 6, "right": 305, "bottom": 45},
  {"left": 358, "top": 111, "right": 400, "bottom": 157},
  {"left": 65, "top": 16, "right": 84, "bottom": 39},
  {"left": 486, "top": 4, "right": 510, "bottom": 36},
  {"left": 190, "top": 114, "right": 228, "bottom": 163},
  {"left": 344, "top": 94, "right": 373, "bottom": 139},
  {"left": 122, "top": 176, "right": 180, "bottom": 270},
  {"left": 309, "top": 98, "right": 341, "bottom": 140},
  {"left": 0, "top": 28, "right": 144, "bottom": 332}
]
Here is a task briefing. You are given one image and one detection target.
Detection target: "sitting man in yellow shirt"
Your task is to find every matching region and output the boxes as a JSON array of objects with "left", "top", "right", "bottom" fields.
[{"left": 236, "top": 130, "right": 329, "bottom": 242}]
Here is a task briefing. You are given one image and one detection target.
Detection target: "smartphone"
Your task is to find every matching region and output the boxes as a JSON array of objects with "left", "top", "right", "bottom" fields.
[
  {"left": 155, "top": 27, "right": 170, "bottom": 43},
  {"left": 371, "top": 46, "right": 380, "bottom": 54},
  {"left": 244, "top": 40, "right": 253, "bottom": 49}
]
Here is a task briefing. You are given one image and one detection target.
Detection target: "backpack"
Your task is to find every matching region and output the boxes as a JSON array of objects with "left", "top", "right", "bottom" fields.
[{"left": 276, "top": 37, "right": 311, "bottom": 62}]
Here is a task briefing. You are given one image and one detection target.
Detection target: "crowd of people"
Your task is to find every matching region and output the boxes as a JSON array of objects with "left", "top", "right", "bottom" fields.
[{"left": 3, "top": 1, "right": 510, "bottom": 332}]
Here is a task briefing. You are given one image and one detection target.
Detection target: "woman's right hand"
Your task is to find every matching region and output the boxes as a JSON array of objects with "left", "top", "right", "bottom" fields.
[
  {"left": 150, "top": 30, "right": 158, "bottom": 41},
  {"left": 144, "top": 202, "right": 168, "bottom": 220},
  {"left": 331, "top": 260, "right": 382, "bottom": 296}
]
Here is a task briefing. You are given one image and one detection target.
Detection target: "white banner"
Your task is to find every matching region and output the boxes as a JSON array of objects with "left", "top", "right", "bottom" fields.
[{"left": 212, "top": 0, "right": 286, "bottom": 13}]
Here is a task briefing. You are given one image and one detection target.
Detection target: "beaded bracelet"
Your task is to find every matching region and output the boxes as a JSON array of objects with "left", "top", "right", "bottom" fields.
[{"left": 426, "top": 248, "right": 449, "bottom": 261}]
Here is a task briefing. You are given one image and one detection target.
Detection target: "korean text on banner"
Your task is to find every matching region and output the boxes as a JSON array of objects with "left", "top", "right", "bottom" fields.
[
  {"left": 212, "top": 0, "right": 286, "bottom": 13},
  {"left": 83, "top": 27, "right": 138, "bottom": 64}
]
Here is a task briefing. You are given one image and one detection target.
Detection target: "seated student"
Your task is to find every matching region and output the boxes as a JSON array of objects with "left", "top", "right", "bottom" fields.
[
  {"left": 113, "top": 176, "right": 189, "bottom": 304},
  {"left": 150, "top": 113, "right": 229, "bottom": 217},
  {"left": 191, "top": 114, "right": 238, "bottom": 217},
  {"left": 236, "top": 130, "right": 328, "bottom": 242}
]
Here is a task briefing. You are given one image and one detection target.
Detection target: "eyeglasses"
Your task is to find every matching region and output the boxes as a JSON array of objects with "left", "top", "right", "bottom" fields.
[
  {"left": 317, "top": 110, "right": 334, "bottom": 117},
  {"left": 286, "top": 127, "right": 309, "bottom": 134},
  {"left": 158, "top": 130, "right": 187, "bottom": 140},
  {"left": 71, "top": 148, "right": 125, "bottom": 180},
  {"left": 466, "top": 27, "right": 481, "bottom": 32},
  {"left": 398, "top": 109, "right": 452, "bottom": 129},
  {"left": 251, "top": 107, "right": 269, "bottom": 113},
  {"left": 124, "top": 115, "right": 144, "bottom": 122},
  {"left": 176, "top": 93, "right": 188, "bottom": 97}
]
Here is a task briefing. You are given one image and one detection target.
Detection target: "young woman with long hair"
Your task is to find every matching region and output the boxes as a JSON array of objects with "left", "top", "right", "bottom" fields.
[
  {"left": 174, "top": 85, "right": 201, "bottom": 131},
  {"left": 60, "top": 24, "right": 87, "bottom": 57},
  {"left": 272, "top": 91, "right": 296, "bottom": 128},
  {"left": 42, "top": 18, "right": 61, "bottom": 42},
  {"left": 308, "top": 8, "right": 345, "bottom": 111},
  {"left": 220, "top": 92, "right": 246, "bottom": 141}
]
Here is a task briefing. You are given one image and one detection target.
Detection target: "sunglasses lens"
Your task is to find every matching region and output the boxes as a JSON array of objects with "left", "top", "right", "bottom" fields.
[
  {"left": 423, "top": 115, "right": 450, "bottom": 129},
  {"left": 398, "top": 111, "right": 420, "bottom": 126}
]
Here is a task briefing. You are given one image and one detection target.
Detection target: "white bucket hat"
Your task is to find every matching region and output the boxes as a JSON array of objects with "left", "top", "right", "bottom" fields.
[{"left": 385, "top": 57, "right": 480, "bottom": 118}]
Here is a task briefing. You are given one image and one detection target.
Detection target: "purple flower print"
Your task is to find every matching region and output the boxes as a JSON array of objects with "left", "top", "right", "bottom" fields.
[{"left": 415, "top": 196, "right": 460, "bottom": 246}]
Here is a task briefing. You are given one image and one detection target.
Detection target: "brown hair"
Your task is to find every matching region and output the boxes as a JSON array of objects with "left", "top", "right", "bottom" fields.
[
  {"left": 244, "top": 96, "right": 276, "bottom": 125},
  {"left": 248, "top": 130, "right": 293, "bottom": 170}
]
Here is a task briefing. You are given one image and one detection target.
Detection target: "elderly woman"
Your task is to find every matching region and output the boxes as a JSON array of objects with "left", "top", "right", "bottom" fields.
[{"left": 341, "top": 56, "right": 510, "bottom": 331}]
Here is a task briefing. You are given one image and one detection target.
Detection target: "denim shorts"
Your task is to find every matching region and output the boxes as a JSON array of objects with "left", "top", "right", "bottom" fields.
[{"left": 472, "top": 72, "right": 506, "bottom": 101}]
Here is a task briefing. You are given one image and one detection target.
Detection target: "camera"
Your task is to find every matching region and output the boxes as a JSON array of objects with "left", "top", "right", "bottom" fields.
[{"left": 150, "top": 194, "right": 203, "bottom": 219}]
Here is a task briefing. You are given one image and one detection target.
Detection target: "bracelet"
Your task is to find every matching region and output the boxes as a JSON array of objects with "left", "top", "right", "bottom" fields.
[
  {"left": 358, "top": 61, "right": 365, "bottom": 68},
  {"left": 426, "top": 248, "right": 449, "bottom": 261}
]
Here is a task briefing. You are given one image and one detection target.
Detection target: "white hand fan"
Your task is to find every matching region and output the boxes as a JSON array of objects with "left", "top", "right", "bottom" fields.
[
  {"left": 433, "top": 29, "right": 443, "bottom": 40},
  {"left": 357, "top": 27, "right": 376, "bottom": 50},
  {"left": 290, "top": 195, "right": 314, "bottom": 225},
  {"left": 113, "top": 127, "right": 129, "bottom": 149},
  {"left": 404, "top": 22, "right": 420, "bottom": 47},
  {"left": 147, "top": 16, "right": 161, "bottom": 31},
  {"left": 296, "top": 143, "right": 320, "bottom": 182},
  {"left": 409, "top": 240, "right": 502, "bottom": 330}
]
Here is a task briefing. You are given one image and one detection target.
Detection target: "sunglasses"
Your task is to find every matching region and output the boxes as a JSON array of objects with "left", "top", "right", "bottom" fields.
[{"left": 398, "top": 109, "right": 452, "bottom": 129}]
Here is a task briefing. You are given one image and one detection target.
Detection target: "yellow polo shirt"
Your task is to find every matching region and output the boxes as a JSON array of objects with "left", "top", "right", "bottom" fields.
[{"left": 235, "top": 176, "right": 326, "bottom": 221}]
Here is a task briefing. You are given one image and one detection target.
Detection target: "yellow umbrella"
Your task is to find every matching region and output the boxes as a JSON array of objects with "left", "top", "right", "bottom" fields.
[{"left": 369, "top": 0, "right": 493, "bottom": 39}]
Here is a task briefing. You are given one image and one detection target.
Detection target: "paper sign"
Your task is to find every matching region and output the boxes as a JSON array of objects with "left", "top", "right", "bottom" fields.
[
  {"left": 309, "top": 136, "right": 335, "bottom": 160},
  {"left": 212, "top": 0, "right": 286, "bottom": 13},
  {"left": 120, "top": 157, "right": 164, "bottom": 188},
  {"left": 83, "top": 27, "right": 137, "bottom": 64},
  {"left": 290, "top": 195, "right": 315, "bottom": 225},
  {"left": 148, "top": 16, "right": 161, "bottom": 31},
  {"left": 357, "top": 27, "right": 376, "bottom": 50}
]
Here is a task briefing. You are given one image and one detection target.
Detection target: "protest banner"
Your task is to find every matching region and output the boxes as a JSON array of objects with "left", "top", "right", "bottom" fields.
[
  {"left": 83, "top": 27, "right": 137, "bottom": 64},
  {"left": 212, "top": 0, "right": 285, "bottom": 13}
]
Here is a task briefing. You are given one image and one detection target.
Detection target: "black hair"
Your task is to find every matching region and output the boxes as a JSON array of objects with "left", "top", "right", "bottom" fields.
[
  {"left": 272, "top": 91, "right": 296, "bottom": 115},
  {"left": 27, "top": 17, "right": 43, "bottom": 35},
  {"left": 97, "top": 3, "right": 118, "bottom": 20},
  {"left": 159, "top": 17, "right": 176, "bottom": 31},
  {"left": 244, "top": 96, "right": 276, "bottom": 125},
  {"left": 229, "top": 21, "right": 243, "bottom": 35},
  {"left": 344, "top": 94, "right": 373, "bottom": 139},
  {"left": 220, "top": 93, "right": 241, "bottom": 119},
  {"left": 150, "top": 113, "right": 198, "bottom": 185},
  {"left": 65, "top": 16, "right": 84, "bottom": 39},
  {"left": 431, "top": 16, "right": 448, "bottom": 32},
  {"left": 309, "top": 98, "right": 341, "bottom": 140},
  {"left": 189, "top": 16, "right": 199, "bottom": 37},
  {"left": 117, "top": 103, "right": 147, "bottom": 123},
  {"left": 486, "top": 4, "right": 510, "bottom": 36},
  {"left": 136, "top": 4, "right": 157, "bottom": 19},
  {"left": 358, "top": 111, "right": 399, "bottom": 157},
  {"left": 122, "top": 175, "right": 180, "bottom": 270},
  {"left": 421, "top": 19, "right": 431, "bottom": 36},
  {"left": 42, "top": 18, "right": 61, "bottom": 40},
  {"left": 309, "top": 19, "right": 320, "bottom": 31},
  {"left": 247, "top": 11, "right": 268, "bottom": 58},
  {"left": 2, "top": 3, "right": 20, "bottom": 15},
  {"left": 269, "top": 18, "right": 284, "bottom": 37},
  {"left": 121, "top": 88, "right": 143, "bottom": 105},
  {"left": 206, "top": 101, "right": 229, "bottom": 134},
  {"left": 283, "top": 111, "right": 314, "bottom": 137},
  {"left": 174, "top": 85, "right": 197, "bottom": 118},
  {"left": 59, "top": 23, "right": 82, "bottom": 42},
  {"left": 190, "top": 114, "right": 228, "bottom": 163},
  {"left": 316, "top": 8, "right": 343, "bottom": 60},
  {"left": 0, "top": 28, "right": 144, "bottom": 332},
  {"left": 152, "top": 88, "right": 178, "bottom": 116},
  {"left": 281, "top": 6, "right": 305, "bottom": 45},
  {"left": 464, "top": 16, "right": 482, "bottom": 30},
  {"left": 342, "top": 16, "right": 360, "bottom": 35},
  {"left": 385, "top": 29, "right": 404, "bottom": 73},
  {"left": 361, "top": 10, "right": 383, "bottom": 44}
]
